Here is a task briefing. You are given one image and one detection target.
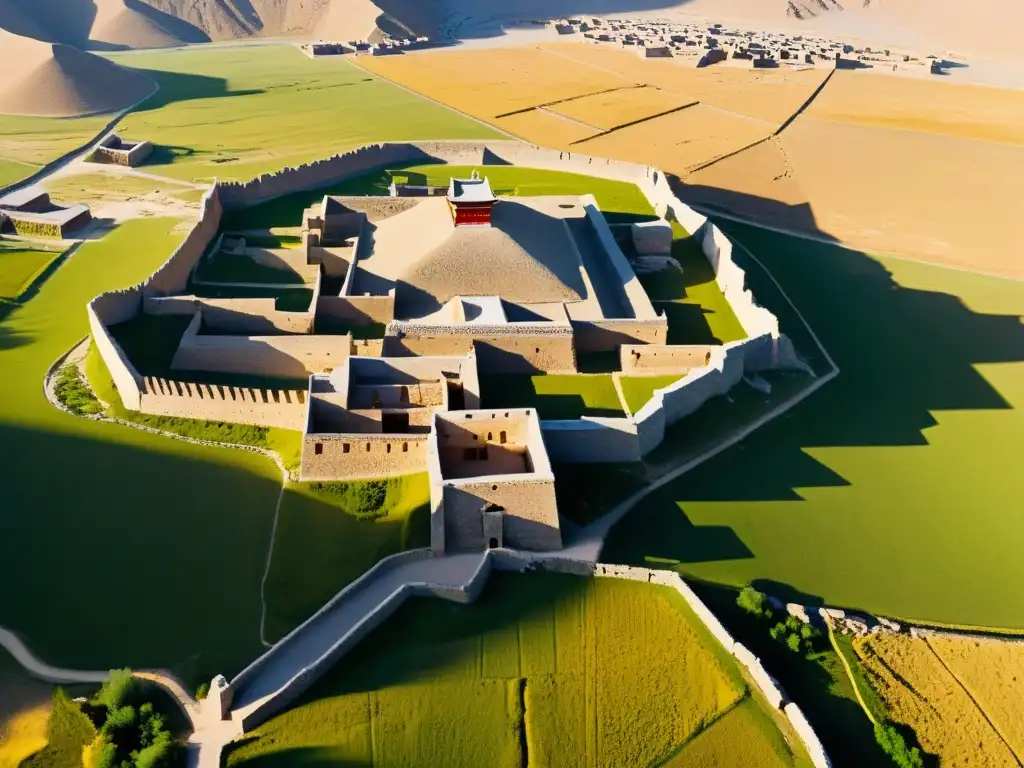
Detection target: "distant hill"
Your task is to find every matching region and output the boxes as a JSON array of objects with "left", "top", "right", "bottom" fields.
[
  {"left": 0, "top": 28, "right": 153, "bottom": 116},
  {"left": 0, "top": 0, "right": 1015, "bottom": 62}
]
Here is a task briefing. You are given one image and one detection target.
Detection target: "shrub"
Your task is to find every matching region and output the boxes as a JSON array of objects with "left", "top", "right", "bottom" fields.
[
  {"left": 737, "top": 586, "right": 772, "bottom": 619},
  {"left": 875, "top": 723, "right": 925, "bottom": 768},
  {"left": 95, "top": 668, "right": 139, "bottom": 709},
  {"left": 195, "top": 682, "right": 210, "bottom": 701},
  {"left": 305, "top": 478, "right": 391, "bottom": 519},
  {"left": 22, "top": 688, "right": 98, "bottom": 767},
  {"left": 54, "top": 364, "right": 103, "bottom": 416}
]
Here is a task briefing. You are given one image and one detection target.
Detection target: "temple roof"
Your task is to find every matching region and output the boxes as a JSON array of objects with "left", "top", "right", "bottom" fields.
[{"left": 447, "top": 172, "right": 495, "bottom": 204}]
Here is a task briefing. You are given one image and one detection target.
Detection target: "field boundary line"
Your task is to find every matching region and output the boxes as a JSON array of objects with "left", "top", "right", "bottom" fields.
[
  {"left": 825, "top": 618, "right": 877, "bottom": 726},
  {"left": 775, "top": 67, "right": 836, "bottom": 135},
  {"left": 494, "top": 84, "right": 646, "bottom": 118},
  {"left": 259, "top": 482, "right": 289, "bottom": 648},
  {"left": 923, "top": 636, "right": 1024, "bottom": 766},
  {"left": 568, "top": 101, "right": 700, "bottom": 145},
  {"left": 346, "top": 57, "right": 516, "bottom": 139},
  {"left": 686, "top": 135, "right": 773, "bottom": 174},
  {"left": 692, "top": 207, "right": 1024, "bottom": 283},
  {"left": 536, "top": 107, "right": 602, "bottom": 133}
]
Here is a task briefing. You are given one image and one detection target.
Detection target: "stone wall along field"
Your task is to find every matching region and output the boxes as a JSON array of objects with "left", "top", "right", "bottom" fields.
[
  {"left": 142, "top": 187, "right": 223, "bottom": 296},
  {"left": 383, "top": 326, "right": 577, "bottom": 375},
  {"left": 572, "top": 318, "right": 667, "bottom": 352},
  {"left": 139, "top": 377, "right": 307, "bottom": 430},
  {"left": 541, "top": 417, "right": 642, "bottom": 463},
  {"left": 581, "top": 197, "right": 659, "bottom": 320},
  {"left": 88, "top": 289, "right": 144, "bottom": 409}
]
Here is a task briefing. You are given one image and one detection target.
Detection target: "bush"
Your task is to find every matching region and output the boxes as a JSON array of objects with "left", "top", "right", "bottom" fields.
[
  {"left": 875, "top": 723, "right": 925, "bottom": 768},
  {"left": 194, "top": 682, "right": 210, "bottom": 701},
  {"left": 305, "top": 478, "right": 391, "bottom": 519},
  {"left": 22, "top": 688, "right": 98, "bottom": 767},
  {"left": 54, "top": 364, "right": 103, "bottom": 416},
  {"left": 768, "top": 615, "right": 821, "bottom": 654},
  {"left": 95, "top": 668, "right": 139, "bottom": 709},
  {"left": 737, "top": 586, "right": 773, "bottom": 619}
]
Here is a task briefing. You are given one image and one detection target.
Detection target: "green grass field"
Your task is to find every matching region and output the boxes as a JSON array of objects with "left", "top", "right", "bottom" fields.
[
  {"left": 0, "top": 114, "right": 112, "bottom": 188},
  {"left": 221, "top": 162, "right": 657, "bottom": 231},
  {"left": 262, "top": 475, "right": 431, "bottom": 642},
  {"left": 480, "top": 374, "right": 624, "bottom": 420},
  {"left": 40, "top": 172, "right": 203, "bottom": 208},
  {"left": 0, "top": 242, "right": 64, "bottom": 301},
  {"left": 620, "top": 374, "right": 686, "bottom": 414},
  {"left": 0, "top": 218, "right": 283, "bottom": 683},
  {"left": 638, "top": 222, "right": 746, "bottom": 345},
  {"left": 226, "top": 572, "right": 804, "bottom": 768},
  {"left": 104, "top": 46, "right": 502, "bottom": 184},
  {"left": 606, "top": 221, "right": 1024, "bottom": 629}
]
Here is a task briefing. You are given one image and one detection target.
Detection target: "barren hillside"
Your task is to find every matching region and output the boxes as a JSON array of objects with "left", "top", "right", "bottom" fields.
[
  {"left": 0, "top": 0, "right": 1016, "bottom": 61},
  {"left": 0, "top": 29, "right": 154, "bottom": 116}
]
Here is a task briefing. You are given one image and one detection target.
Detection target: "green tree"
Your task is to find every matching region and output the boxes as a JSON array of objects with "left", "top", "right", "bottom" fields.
[{"left": 736, "top": 585, "right": 772, "bottom": 619}]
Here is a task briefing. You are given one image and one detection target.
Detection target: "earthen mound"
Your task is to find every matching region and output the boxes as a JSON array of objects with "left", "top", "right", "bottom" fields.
[
  {"left": 399, "top": 200, "right": 586, "bottom": 309},
  {"left": 0, "top": 30, "right": 153, "bottom": 117}
]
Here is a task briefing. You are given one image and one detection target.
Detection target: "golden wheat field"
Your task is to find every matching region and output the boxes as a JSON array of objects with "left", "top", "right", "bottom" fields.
[
  {"left": 539, "top": 43, "right": 828, "bottom": 125},
  {"left": 549, "top": 86, "right": 693, "bottom": 130},
  {"left": 360, "top": 47, "right": 632, "bottom": 118},
  {"left": 805, "top": 71, "right": 1024, "bottom": 145},
  {"left": 494, "top": 109, "right": 597, "bottom": 148},
  {"left": 928, "top": 635, "right": 1024, "bottom": 758},
  {"left": 857, "top": 634, "right": 1017, "bottom": 767},
  {"left": 579, "top": 104, "right": 772, "bottom": 173}
]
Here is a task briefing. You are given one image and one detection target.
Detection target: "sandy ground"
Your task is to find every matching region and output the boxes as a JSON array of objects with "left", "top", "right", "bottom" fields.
[
  {"left": 550, "top": 86, "right": 694, "bottom": 131},
  {"left": 0, "top": 29, "right": 152, "bottom": 117},
  {"left": 686, "top": 116, "right": 1024, "bottom": 277}
]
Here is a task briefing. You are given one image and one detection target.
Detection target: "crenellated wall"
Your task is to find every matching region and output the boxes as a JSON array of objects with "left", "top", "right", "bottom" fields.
[{"left": 139, "top": 376, "right": 306, "bottom": 430}]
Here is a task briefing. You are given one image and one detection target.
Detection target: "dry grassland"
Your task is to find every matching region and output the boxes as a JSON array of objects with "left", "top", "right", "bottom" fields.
[
  {"left": 360, "top": 47, "right": 631, "bottom": 118},
  {"left": 550, "top": 86, "right": 694, "bottom": 130},
  {"left": 0, "top": 651, "right": 52, "bottom": 768},
  {"left": 928, "top": 635, "right": 1024, "bottom": 758},
  {"left": 579, "top": 104, "right": 771, "bottom": 174},
  {"left": 494, "top": 110, "right": 597, "bottom": 148},
  {"left": 858, "top": 634, "right": 1017, "bottom": 767},
  {"left": 806, "top": 71, "right": 1024, "bottom": 146},
  {"left": 540, "top": 43, "right": 827, "bottom": 125}
]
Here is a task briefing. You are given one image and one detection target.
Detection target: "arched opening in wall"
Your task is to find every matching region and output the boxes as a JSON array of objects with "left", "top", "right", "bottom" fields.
[
  {"left": 487, "top": 432, "right": 493, "bottom": 441},
  {"left": 314, "top": 443, "right": 323, "bottom": 456},
  {"left": 489, "top": 537, "right": 499, "bottom": 549},
  {"left": 386, "top": 443, "right": 392, "bottom": 453},
  {"left": 366, "top": 442, "right": 371, "bottom": 452},
  {"left": 399, "top": 386, "right": 409, "bottom": 403},
  {"left": 500, "top": 430, "right": 507, "bottom": 444},
  {"left": 343, "top": 443, "right": 350, "bottom": 454},
  {"left": 403, "top": 442, "right": 409, "bottom": 452}
]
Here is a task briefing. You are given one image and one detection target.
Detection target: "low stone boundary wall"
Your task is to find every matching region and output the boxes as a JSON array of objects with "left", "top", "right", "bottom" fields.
[
  {"left": 87, "top": 291, "right": 144, "bottom": 410},
  {"left": 317, "top": 293, "right": 394, "bottom": 325},
  {"left": 620, "top": 344, "right": 714, "bottom": 374},
  {"left": 216, "top": 547, "right": 830, "bottom": 766},
  {"left": 572, "top": 318, "right": 667, "bottom": 352},
  {"left": 581, "top": 197, "right": 659, "bottom": 320},
  {"left": 542, "top": 417, "right": 641, "bottom": 463}
]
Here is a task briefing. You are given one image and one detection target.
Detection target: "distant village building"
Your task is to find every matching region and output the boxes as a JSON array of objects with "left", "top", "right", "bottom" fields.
[
  {"left": 641, "top": 46, "right": 673, "bottom": 58},
  {"left": 90, "top": 134, "right": 152, "bottom": 167},
  {"left": 0, "top": 186, "right": 91, "bottom": 238}
]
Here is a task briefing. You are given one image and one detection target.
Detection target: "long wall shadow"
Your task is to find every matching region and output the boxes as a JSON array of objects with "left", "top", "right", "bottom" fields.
[{"left": 603, "top": 181, "right": 1024, "bottom": 574}]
